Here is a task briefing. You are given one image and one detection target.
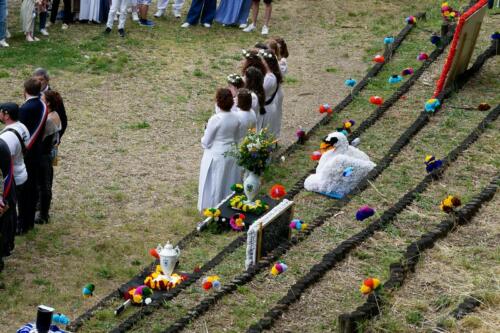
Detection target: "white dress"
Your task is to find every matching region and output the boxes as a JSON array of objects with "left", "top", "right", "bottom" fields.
[
  {"left": 235, "top": 108, "right": 257, "bottom": 141},
  {"left": 79, "top": 0, "right": 101, "bottom": 22},
  {"left": 262, "top": 72, "right": 280, "bottom": 138},
  {"left": 198, "top": 111, "right": 242, "bottom": 212}
]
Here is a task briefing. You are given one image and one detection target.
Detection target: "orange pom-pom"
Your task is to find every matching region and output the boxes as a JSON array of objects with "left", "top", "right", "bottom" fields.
[
  {"left": 364, "top": 278, "right": 374, "bottom": 289},
  {"left": 202, "top": 281, "right": 213, "bottom": 290},
  {"left": 149, "top": 248, "right": 160, "bottom": 259},
  {"left": 319, "top": 104, "right": 332, "bottom": 114},
  {"left": 311, "top": 151, "right": 322, "bottom": 161}
]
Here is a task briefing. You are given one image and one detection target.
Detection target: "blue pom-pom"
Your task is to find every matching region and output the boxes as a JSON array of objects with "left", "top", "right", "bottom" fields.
[
  {"left": 430, "top": 35, "right": 441, "bottom": 45},
  {"left": 425, "top": 99, "right": 441, "bottom": 112},
  {"left": 388, "top": 75, "right": 402, "bottom": 84},
  {"left": 343, "top": 167, "right": 353, "bottom": 177},
  {"left": 425, "top": 159, "right": 443, "bottom": 173},
  {"left": 384, "top": 36, "right": 395, "bottom": 44},
  {"left": 356, "top": 205, "right": 375, "bottom": 221},
  {"left": 344, "top": 78, "right": 357, "bottom": 88},
  {"left": 53, "top": 313, "right": 70, "bottom": 325},
  {"left": 491, "top": 32, "right": 500, "bottom": 40}
]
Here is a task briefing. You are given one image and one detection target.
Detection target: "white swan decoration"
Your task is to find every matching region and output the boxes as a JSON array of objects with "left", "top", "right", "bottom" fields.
[{"left": 304, "top": 132, "right": 376, "bottom": 196}]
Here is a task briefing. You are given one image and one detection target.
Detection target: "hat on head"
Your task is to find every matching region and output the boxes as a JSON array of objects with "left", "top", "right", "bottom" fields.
[{"left": 0, "top": 103, "right": 20, "bottom": 119}]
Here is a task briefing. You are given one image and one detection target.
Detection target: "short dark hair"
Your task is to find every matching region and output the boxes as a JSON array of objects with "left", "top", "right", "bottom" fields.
[
  {"left": 216, "top": 88, "right": 234, "bottom": 112},
  {"left": 24, "top": 78, "right": 42, "bottom": 96},
  {"left": 237, "top": 89, "right": 252, "bottom": 111},
  {"left": 33, "top": 68, "right": 50, "bottom": 81},
  {"left": 0, "top": 102, "right": 20, "bottom": 121}
]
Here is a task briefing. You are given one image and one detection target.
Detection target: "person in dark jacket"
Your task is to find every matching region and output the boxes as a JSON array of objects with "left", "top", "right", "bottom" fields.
[
  {"left": 0, "top": 138, "right": 16, "bottom": 271},
  {"left": 18, "top": 78, "right": 47, "bottom": 233},
  {"left": 33, "top": 68, "right": 67, "bottom": 139}
]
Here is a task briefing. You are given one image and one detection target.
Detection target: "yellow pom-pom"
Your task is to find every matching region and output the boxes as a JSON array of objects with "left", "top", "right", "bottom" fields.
[
  {"left": 133, "top": 294, "right": 143, "bottom": 304},
  {"left": 425, "top": 155, "right": 433, "bottom": 163},
  {"left": 344, "top": 122, "right": 352, "bottom": 129},
  {"left": 372, "top": 278, "right": 381, "bottom": 289},
  {"left": 271, "top": 266, "right": 279, "bottom": 276},
  {"left": 360, "top": 285, "right": 372, "bottom": 295},
  {"left": 301, "top": 223, "right": 308, "bottom": 230}
]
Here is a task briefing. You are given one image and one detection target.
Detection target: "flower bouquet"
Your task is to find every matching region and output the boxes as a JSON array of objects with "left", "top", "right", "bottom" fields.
[{"left": 225, "top": 129, "right": 277, "bottom": 205}]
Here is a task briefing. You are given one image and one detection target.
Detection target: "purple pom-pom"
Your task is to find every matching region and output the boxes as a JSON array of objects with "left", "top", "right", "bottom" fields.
[{"left": 356, "top": 205, "right": 375, "bottom": 221}]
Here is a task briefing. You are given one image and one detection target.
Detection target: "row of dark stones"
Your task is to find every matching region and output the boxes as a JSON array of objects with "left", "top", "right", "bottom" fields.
[
  {"left": 68, "top": 11, "right": 425, "bottom": 332},
  {"left": 154, "top": 20, "right": 494, "bottom": 333},
  {"left": 242, "top": 47, "right": 499, "bottom": 333},
  {"left": 338, "top": 173, "right": 499, "bottom": 333}
]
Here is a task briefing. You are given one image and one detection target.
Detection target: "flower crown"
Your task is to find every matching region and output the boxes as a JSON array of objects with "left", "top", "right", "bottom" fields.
[
  {"left": 241, "top": 49, "right": 254, "bottom": 59},
  {"left": 258, "top": 49, "right": 274, "bottom": 59},
  {"left": 227, "top": 73, "right": 243, "bottom": 84}
]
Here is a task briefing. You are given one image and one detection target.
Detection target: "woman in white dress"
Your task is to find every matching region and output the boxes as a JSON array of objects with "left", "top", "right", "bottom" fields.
[
  {"left": 235, "top": 88, "right": 257, "bottom": 141},
  {"left": 198, "top": 88, "right": 242, "bottom": 212},
  {"left": 79, "top": 0, "right": 101, "bottom": 22},
  {"left": 243, "top": 66, "right": 266, "bottom": 131},
  {"left": 259, "top": 48, "right": 283, "bottom": 139}
]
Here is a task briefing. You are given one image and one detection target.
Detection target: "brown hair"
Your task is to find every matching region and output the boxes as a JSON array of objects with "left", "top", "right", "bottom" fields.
[
  {"left": 241, "top": 49, "right": 267, "bottom": 78},
  {"left": 244, "top": 66, "right": 265, "bottom": 115},
  {"left": 237, "top": 88, "right": 252, "bottom": 112},
  {"left": 24, "top": 78, "right": 42, "bottom": 96},
  {"left": 216, "top": 88, "right": 234, "bottom": 112},
  {"left": 43, "top": 90, "right": 64, "bottom": 113},
  {"left": 261, "top": 49, "right": 283, "bottom": 84},
  {"left": 275, "top": 37, "right": 289, "bottom": 58}
]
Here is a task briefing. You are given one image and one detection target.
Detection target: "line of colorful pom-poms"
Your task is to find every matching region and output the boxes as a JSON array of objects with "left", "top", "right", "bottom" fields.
[
  {"left": 440, "top": 195, "right": 461, "bottom": 213},
  {"left": 202, "top": 275, "right": 221, "bottom": 291},
  {"left": 289, "top": 219, "right": 308, "bottom": 231},
  {"left": 360, "top": 277, "right": 381, "bottom": 295},
  {"left": 271, "top": 261, "right": 288, "bottom": 276}
]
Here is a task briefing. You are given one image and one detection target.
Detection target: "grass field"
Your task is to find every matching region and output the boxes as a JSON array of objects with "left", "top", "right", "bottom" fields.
[{"left": 0, "top": 0, "right": 498, "bottom": 332}]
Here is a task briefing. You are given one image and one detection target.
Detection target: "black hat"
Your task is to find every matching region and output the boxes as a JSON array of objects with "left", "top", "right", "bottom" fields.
[{"left": 0, "top": 103, "right": 20, "bottom": 120}]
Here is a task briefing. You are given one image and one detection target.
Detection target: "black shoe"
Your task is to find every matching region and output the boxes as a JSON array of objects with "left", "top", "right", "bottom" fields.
[
  {"left": 118, "top": 28, "right": 125, "bottom": 37},
  {"left": 104, "top": 27, "right": 112, "bottom": 34}
]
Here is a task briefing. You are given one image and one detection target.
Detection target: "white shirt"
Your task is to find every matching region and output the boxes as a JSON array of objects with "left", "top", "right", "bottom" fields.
[
  {"left": 235, "top": 108, "right": 257, "bottom": 140},
  {"left": 263, "top": 73, "right": 278, "bottom": 100},
  {"left": 0, "top": 122, "right": 31, "bottom": 185},
  {"left": 201, "top": 111, "right": 241, "bottom": 152}
]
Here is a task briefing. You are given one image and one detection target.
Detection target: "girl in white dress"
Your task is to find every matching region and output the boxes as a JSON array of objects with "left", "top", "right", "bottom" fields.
[
  {"left": 267, "top": 37, "right": 289, "bottom": 76},
  {"left": 260, "top": 48, "right": 283, "bottom": 139},
  {"left": 198, "top": 88, "right": 242, "bottom": 212},
  {"left": 235, "top": 88, "right": 257, "bottom": 141},
  {"left": 243, "top": 66, "right": 266, "bottom": 131}
]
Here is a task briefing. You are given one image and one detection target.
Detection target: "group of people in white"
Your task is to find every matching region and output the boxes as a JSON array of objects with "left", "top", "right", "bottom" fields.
[
  {"left": 198, "top": 37, "right": 288, "bottom": 212},
  {"left": 0, "top": 0, "right": 274, "bottom": 46}
]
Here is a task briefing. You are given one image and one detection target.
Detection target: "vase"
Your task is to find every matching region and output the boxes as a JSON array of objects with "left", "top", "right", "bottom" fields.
[{"left": 243, "top": 171, "right": 261, "bottom": 204}]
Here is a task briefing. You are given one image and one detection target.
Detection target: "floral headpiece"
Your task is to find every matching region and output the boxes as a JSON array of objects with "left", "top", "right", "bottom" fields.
[
  {"left": 258, "top": 49, "right": 274, "bottom": 59},
  {"left": 227, "top": 73, "right": 243, "bottom": 85},
  {"left": 241, "top": 49, "right": 254, "bottom": 59}
]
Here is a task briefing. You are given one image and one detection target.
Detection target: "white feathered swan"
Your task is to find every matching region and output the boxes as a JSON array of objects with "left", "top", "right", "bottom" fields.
[{"left": 304, "top": 132, "right": 376, "bottom": 195}]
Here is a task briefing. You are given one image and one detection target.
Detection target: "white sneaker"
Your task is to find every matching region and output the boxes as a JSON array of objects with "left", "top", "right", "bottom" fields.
[
  {"left": 173, "top": 10, "right": 181, "bottom": 18},
  {"left": 203, "top": 23, "right": 211, "bottom": 28},
  {"left": 181, "top": 22, "right": 190, "bottom": 28},
  {"left": 239, "top": 23, "right": 247, "bottom": 29},
  {"left": 62, "top": 23, "right": 69, "bottom": 30},
  {"left": 154, "top": 10, "right": 164, "bottom": 18},
  {"left": 5, "top": 30, "right": 11, "bottom": 38},
  {"left": 26, "top": 35, "right": 34, "bottom": 42},
  {"left": 34, "top": 36, "right": 40, "bottom": 41},
  {"left": 261, "top": 25, "right": 269, "bottom": 35},
  {"left": 40, "top": 28, "right": 49, "bottom": 36},
  {"left": 132, "top": 12, "right": 139, "bottom": 21},
  {"left": 243, "top": 23, "right": 256, "bottom": 32},
  {"left": 0, "top": 39, "right": 9, "bottom": 47}
]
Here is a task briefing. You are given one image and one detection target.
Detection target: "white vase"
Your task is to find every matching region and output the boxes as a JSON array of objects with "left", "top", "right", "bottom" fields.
[{"left": 244, "top": 171, "right": 261, "bottom": 204}]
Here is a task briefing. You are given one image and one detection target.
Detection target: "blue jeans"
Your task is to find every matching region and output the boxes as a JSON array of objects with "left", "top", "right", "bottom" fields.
[
  {"left": 0, "top": 0, "right": 6, "bottom": 40},
  {"left": 186, "top": 0, "right": 216, "bottom": 25}
]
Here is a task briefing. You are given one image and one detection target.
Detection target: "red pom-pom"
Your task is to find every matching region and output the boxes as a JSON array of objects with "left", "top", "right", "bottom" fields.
[
  {"left": 269, "top": 184, "right": 286, "bottom": 200},
  {"left": 202, "top": 281, "right": 212, "bottom": 290},
  {"left": 319, "top": 104, "right": 332, "bottom": 114},
  {"left": 373, "top": 55, "right": 385, "bottom": 63},
  {"left": 193, "top": 265, "right": 201, "bottom": 273},
  {"left": 369, "top": 96, "right": 383, "bottom": 105},
  {"left": 363, "top": 278, "right": 374, "bottom": 289},
  {"left": 149, "top": 248, "right": 160, "bottom": 259},
  {"left": 311, "top": 151, "right": 322, "bottom": 161}
]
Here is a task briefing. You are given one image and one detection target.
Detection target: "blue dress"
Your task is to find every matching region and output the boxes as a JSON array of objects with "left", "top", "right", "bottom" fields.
[{"left": 215, "top": 0, "right": 252, "bottom": 25}]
